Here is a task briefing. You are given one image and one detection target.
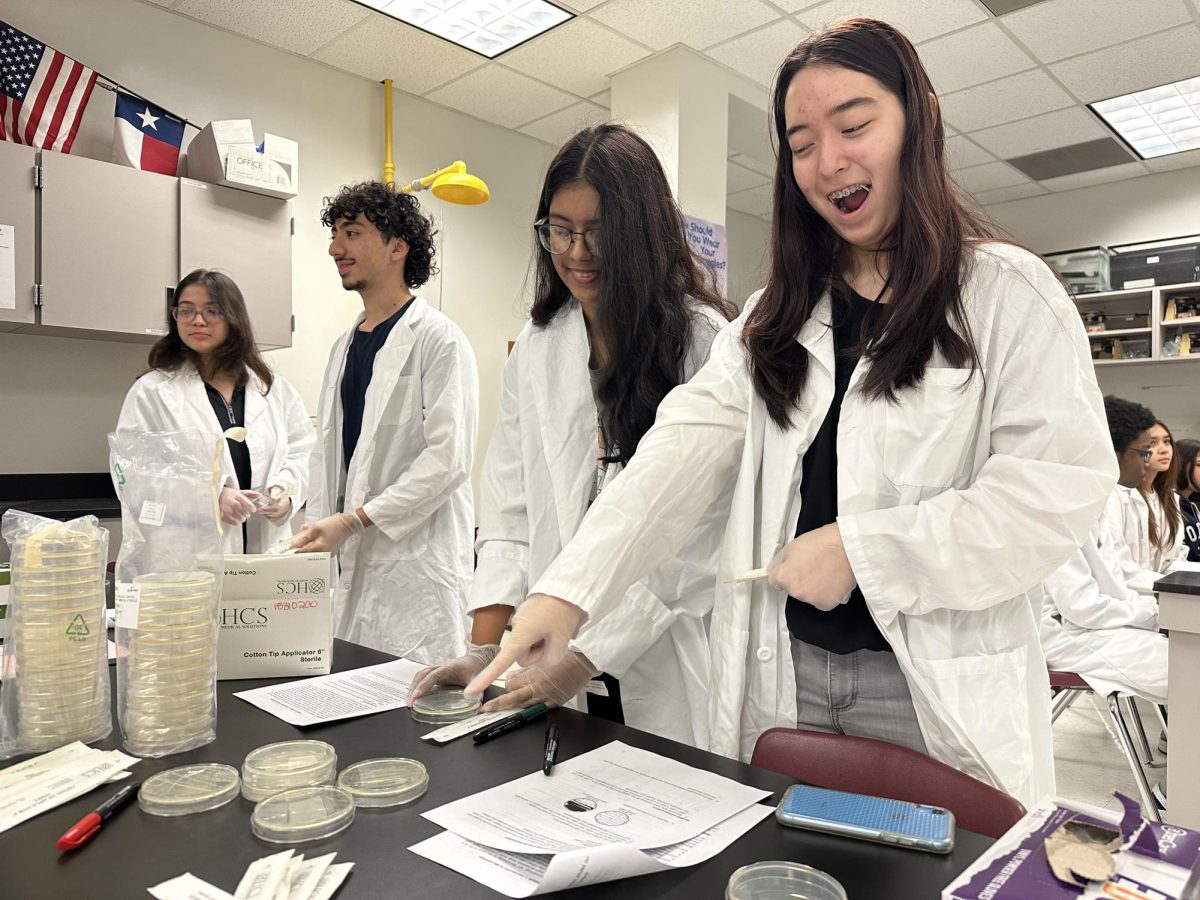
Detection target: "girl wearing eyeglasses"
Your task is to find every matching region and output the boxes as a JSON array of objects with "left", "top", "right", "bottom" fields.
[
  {"left": 115, "top": 269, "right": 314, "bottom": 554},
  {"left": 408, "top": 124, "right": 735, "bottom": 745},
  {"left": 467, "top": 19, "right": 1117, "bottom": 807}
]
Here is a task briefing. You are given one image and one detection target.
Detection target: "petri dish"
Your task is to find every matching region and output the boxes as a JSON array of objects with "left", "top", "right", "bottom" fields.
[
  {"left": 251, "top": 785, "right": 355, "bottom": 844},
  {"left": 139, "top": 763, "right": 241, "bottom": 816},
  {"left": 410, "top": 688, "right": 481, "bottom": 724},
  {"left": 242, "top": 740, "right": 338, "bottom": 801},
  {"left": 337, "top": 758, "right": 429, "bottom": 808},
  {"left": 725, "top": 862, "right": 847, "bottom": 900}
]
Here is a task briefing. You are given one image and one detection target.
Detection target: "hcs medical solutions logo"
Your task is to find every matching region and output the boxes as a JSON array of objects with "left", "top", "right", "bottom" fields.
[{"left": 221, "top": 577, "right": 327, "bottom": 627}]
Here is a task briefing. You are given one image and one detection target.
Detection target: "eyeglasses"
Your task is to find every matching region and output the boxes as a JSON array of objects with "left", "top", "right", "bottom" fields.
[
  {"left": 171, "top": 305, "right": 226, "bottom": 323},
  {"left": 1129, "top": 447, "right": 1154, "bottom": 461},
  {"left": 534, "top": 220, "right": 601, "bottom": 257}
]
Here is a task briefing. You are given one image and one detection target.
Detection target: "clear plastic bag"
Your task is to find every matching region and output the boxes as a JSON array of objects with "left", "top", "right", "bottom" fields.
[
  {"left": 0, "top": 511, "right": 111, "bottom": 759},
  {"left": 108, "top": 429, "right": 227, "bottom": 757}
]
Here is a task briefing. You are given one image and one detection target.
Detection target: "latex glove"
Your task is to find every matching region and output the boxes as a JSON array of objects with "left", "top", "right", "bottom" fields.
[
  {"left": 259, "top": 485, "right": 293, "bottom": 524},
  {"left": 219, "top": 487, "right": 259, "bottom": 526},
  {"left": 292, "top": 512, "right": 364, "bottom": 554},
  {"left": 480, "top": 650, "right": 599, "bottom": 713},
  {"left": 465, "top": 594, "right": 587, "bottom": 699},
  {"left": 408, "top": 643, "right": 500, "bottom": 702},
  {"left": 766, "top": 523, "right": 856, "bottom": 611}
]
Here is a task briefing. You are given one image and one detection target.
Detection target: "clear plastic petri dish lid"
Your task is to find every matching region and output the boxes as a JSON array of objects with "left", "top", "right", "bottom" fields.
[
  {"left": 336, "top": 758, "right": 429, "bottom": 808},
  {"left": 725, "top": 862, "right": 848, "bottom": 900},
  {"left": 251, "top": 785, "right": 356, "bottom": 844},
  {"left": 138, "top": 763, "right": 241, "bottom": 817},
  {"left": 242, "top": 740, "right": 338, "bottom": 801},
  {"left": 409, "top": 688, "right": 482, "bottom": 724}
]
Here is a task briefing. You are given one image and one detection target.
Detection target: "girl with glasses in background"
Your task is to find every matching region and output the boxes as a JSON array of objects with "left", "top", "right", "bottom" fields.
[
  {"left": 408, "top": 123, "right": 735, "bottom": 746},
  {"left": 116, "top": 269, "right": 314, "bottom": 554}
]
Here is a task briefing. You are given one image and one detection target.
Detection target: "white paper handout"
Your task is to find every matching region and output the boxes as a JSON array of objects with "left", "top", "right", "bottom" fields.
[
  {"left": 233, "top": 658, "right": 425, "bottom": 726},
  {"left": 0, "top": 742, "right": 140, "bottom": 835}
]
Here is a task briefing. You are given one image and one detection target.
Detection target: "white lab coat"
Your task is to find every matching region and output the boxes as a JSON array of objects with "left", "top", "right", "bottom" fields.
[
  {"left": 533, "top": 243, "right": 1117, "bottom": 808},
  {"left": 1103, "top": 487, "right": 1167, "bottom": 594},
  {"left": 1040, "top": 508, "right": 1166, "bottom": 702},
  {"left": 116, "top": 366, "right": 314, "bottom": 554},
  {"left": 471, "top": 300, "right": 729, "bottom": 746},
  {"left": 308, "top": 297, "right": 478, "bottom": 665}
]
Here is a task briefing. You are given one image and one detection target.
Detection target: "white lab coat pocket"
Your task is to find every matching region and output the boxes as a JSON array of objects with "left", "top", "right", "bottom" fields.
[
  {"left": 357, "top": 519, "right": 429, "bottom": 562},
  {"left": 882, "top": 367, "right": 981, "bottom": 488},
  {"left": 910, "top": 645, "right": 1029, "bottom": 798}
]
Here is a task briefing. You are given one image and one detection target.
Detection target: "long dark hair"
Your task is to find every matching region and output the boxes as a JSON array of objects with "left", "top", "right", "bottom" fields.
[
  {"left": 744, "top": 18, "right": 990, "bottom": 426},
  {"left": 530, "top": 123, "right": 735, "bottom": 465},
  {"left": 1176, "top": 438, "right": 1200, "bottom": 498},
  {"left": 1145, "top": 420, "right": 1180, "bottom": 549},
  {"left": 148, "top": 269, "right": 274, "bottom": 391}
]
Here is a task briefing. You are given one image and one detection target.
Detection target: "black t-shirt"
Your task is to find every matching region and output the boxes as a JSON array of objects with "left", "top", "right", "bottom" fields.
[
  {"left": 786, "top": 286, "right": 890, "bottom": 654},
  {"left": 341, "top": 299, "right": 414, "bottom": 469},
  {"left": 204, "top": 381, "right": 251, "bottom": 490}
]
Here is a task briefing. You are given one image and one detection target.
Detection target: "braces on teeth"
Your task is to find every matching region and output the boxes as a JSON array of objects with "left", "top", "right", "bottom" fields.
[{"left": 828, "top": 184, "right": 870, "bottom": 201}]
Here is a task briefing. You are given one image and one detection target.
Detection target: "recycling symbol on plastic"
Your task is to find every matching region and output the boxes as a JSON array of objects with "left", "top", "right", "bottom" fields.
[{"left": 65, "top": 614, "right": 91, "bottom": 640}]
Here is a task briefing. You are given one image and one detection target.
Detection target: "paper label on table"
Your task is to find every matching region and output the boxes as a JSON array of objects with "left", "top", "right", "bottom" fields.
[
  {"left": 423, "top": 740, "right": 770, "bottom": 854},
  {"left": 285, "top": 852, "right": 336, "bottom": 900},
  {"left": 233, "top": 657, "right": 425, "bottom": 726},
  {"left": 420, "top": 709, "right": 515, "bottom": 744},
  {"left": 307, "top": 862, "right": 353, "bottom": 900},
  {"left": 148, "top": 873, "right": 236, "bottom": 900},
  {"left": 0, "top": 743, "right": 140, "bottom": 835},
  {"left": 139, "top": 499, "right": 167, "bottom": 527},
  {"left": 0, "top": 224, "right": 15, "bottom": 310},
  {"left": 410, "top": 803, "right": 773, "bottom": 897},
  {"left": 114, "top": 582, "right": 141, "bottom": 629},
  {"left": 234, "top": 850, "right": 294, "bottom": 899}
]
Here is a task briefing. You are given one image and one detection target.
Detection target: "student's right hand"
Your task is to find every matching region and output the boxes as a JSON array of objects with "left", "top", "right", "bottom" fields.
[
  {"left": 219, "top": 487, "right": 259, "bottom": 526},
  {"left": 408, "top": 643, "right": 500, "bottom": 702},
  {"left": 464, "top": 594, "right": 587, "bottom": 699}
]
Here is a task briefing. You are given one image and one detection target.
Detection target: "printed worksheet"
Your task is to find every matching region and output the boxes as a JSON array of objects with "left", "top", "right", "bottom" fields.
[{"left": 233, "top": 657, "right": 424, "bottom": 726}]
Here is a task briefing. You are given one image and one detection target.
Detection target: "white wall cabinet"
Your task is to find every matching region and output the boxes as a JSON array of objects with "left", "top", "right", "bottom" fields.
[
  {"left": 1073, "top": 282, "right": 1200, "bottom": 367},
  {"left": 3, "top": 149, "right": 292, "bottom": 348}
]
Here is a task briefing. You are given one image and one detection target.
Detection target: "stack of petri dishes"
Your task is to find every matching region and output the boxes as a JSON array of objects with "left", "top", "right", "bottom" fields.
[
  {"left": 9, "top": 530, "right": 109, "bottom": 752},
  {"left": 241, "top": 740, "right": 339, "bottom": 802},
  {"left": 122, "top": 571, "right": 218, "bottom": 757}
]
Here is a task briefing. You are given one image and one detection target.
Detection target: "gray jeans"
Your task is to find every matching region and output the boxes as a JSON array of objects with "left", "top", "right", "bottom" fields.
[{"left": 791, "top": 638, "right": 928, "bottom": 755}]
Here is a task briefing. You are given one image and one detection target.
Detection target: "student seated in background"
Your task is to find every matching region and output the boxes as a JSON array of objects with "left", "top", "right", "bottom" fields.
[
  {"left": 1140, "top": 420, "right": 1188, "bottom": 572},
  {"left": 117, "top": 269, "right": 313, "bottom": 555},
  {"left": 1102, "top": 396, "right": 1172, "bottom": 595},
  {"left": 1176, "top": 438, "right": 1200, "bottom": 562},
  {"left": 1040, "top": 395, "right": 1167, "bottom": 704}
]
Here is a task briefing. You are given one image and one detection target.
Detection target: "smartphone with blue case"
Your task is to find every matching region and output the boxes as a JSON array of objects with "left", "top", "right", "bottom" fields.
[{"left": 775, "top": 784, "right": 955, "bottom": 854}]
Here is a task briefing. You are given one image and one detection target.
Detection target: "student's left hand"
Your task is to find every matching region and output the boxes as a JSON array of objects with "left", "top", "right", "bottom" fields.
[
  {"left": 766, "top": 523, "right": 857, "bottom": 610},
  {"left": 481, "top": 650, "right": 599, "bottom": 713}
]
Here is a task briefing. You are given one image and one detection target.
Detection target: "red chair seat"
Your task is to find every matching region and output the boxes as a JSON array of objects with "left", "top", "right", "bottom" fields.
[{"left": 1049, "top": 670, "right": 1090, "bottom": 690}]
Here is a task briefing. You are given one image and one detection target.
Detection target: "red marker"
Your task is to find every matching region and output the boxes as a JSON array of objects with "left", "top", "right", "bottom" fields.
[{"left": 56, "top": 783, "right": 139, "bottom": 851}]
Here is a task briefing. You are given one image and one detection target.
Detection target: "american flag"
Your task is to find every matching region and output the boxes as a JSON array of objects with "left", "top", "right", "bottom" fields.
[{"left": 0, "top": 20, "right": 97, "bottom": 152}]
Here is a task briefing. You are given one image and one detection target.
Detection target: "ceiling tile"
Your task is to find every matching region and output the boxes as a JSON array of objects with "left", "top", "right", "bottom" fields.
[
  {"left": 969, "top": 106, "right": 1109, "bottom": 159},
  {"left": 170, "top": 0, "right": 370, "bottom": 56},
  {"left": 727, "top": 159, "right": 771, "bottom": 193},
  {"left": 517, "top": 100, "right": 609, "bottom": 146},
  {"left": 1039, "top": 160, "right": 1150, "bottom": 192},
  {"left": 1143, "top": 147, "right": 1200, "bottom": 173},
  {"left": 1049, "top": 24, "right": 1200, "bottom": 103},
  {"left": 768, "top": 0, "right": 824, "bottom": 11},
  {"left": 944, "top": 135, "right": 995, "bottom": 170},
  {"left": 426, "top": 64, "right": 579, "bottom": 129},
  {"left": 955, "top": 161, "right": 1029, "bottom": 192},
  {"left": 940, "top": 69, "right": 1075, "bottom": 133},
  {"left": 314, "top": 13, "right": 482, "bottom": 95},
  {"left": 918, "top": 22, "right": 1036, "bottom": 94},
  {"left": 796, "top": 0, "right": 987, "bottom": 44},
  {"left": 500, "top": 18, "right": 648, "bottom": 99},
  {"left": 707, "top": 19, "right": 810, "bottom": 87},
  {"left": 727, "top": 183, "right": 773, "bottom": 218},
  {"left": 557, "top": 0, "right": 606, "bottom": 10},
  {"left": 971, "top": 183, "right": 1050, "bottom": 205},
  {"left": 590, "top": 0, "right": 780, "bottom": 52},
  {"left": 730, "top": 152, "right": 776, "bottom": 177},
  {"left": 590, "top": 91, "right": 611, "bottom": 108},
  {"left": 1001, "top": 0, "right": 1191, "bottom": 64}
]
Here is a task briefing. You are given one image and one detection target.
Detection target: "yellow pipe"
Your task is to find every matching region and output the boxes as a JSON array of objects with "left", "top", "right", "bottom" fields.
[
  {"left": 400, "top": 161, "right": 467, "bottom": 193},
  {"left": 383, "top": 78, "right": 395, "bottom": 186}
]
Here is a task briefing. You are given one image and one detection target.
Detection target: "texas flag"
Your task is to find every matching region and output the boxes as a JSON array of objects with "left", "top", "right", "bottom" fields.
[{"left": 112, "top": 90, "right": 183, "bottom": 176}]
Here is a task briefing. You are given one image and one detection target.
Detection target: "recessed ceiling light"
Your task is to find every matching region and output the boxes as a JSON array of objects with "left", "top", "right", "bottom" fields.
[
  {"left": 1090, "top": 76, "right": 1200, "bottom": 159},
  {"left": 353, "top": 0, "right": 573, "bottom": 59}
]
